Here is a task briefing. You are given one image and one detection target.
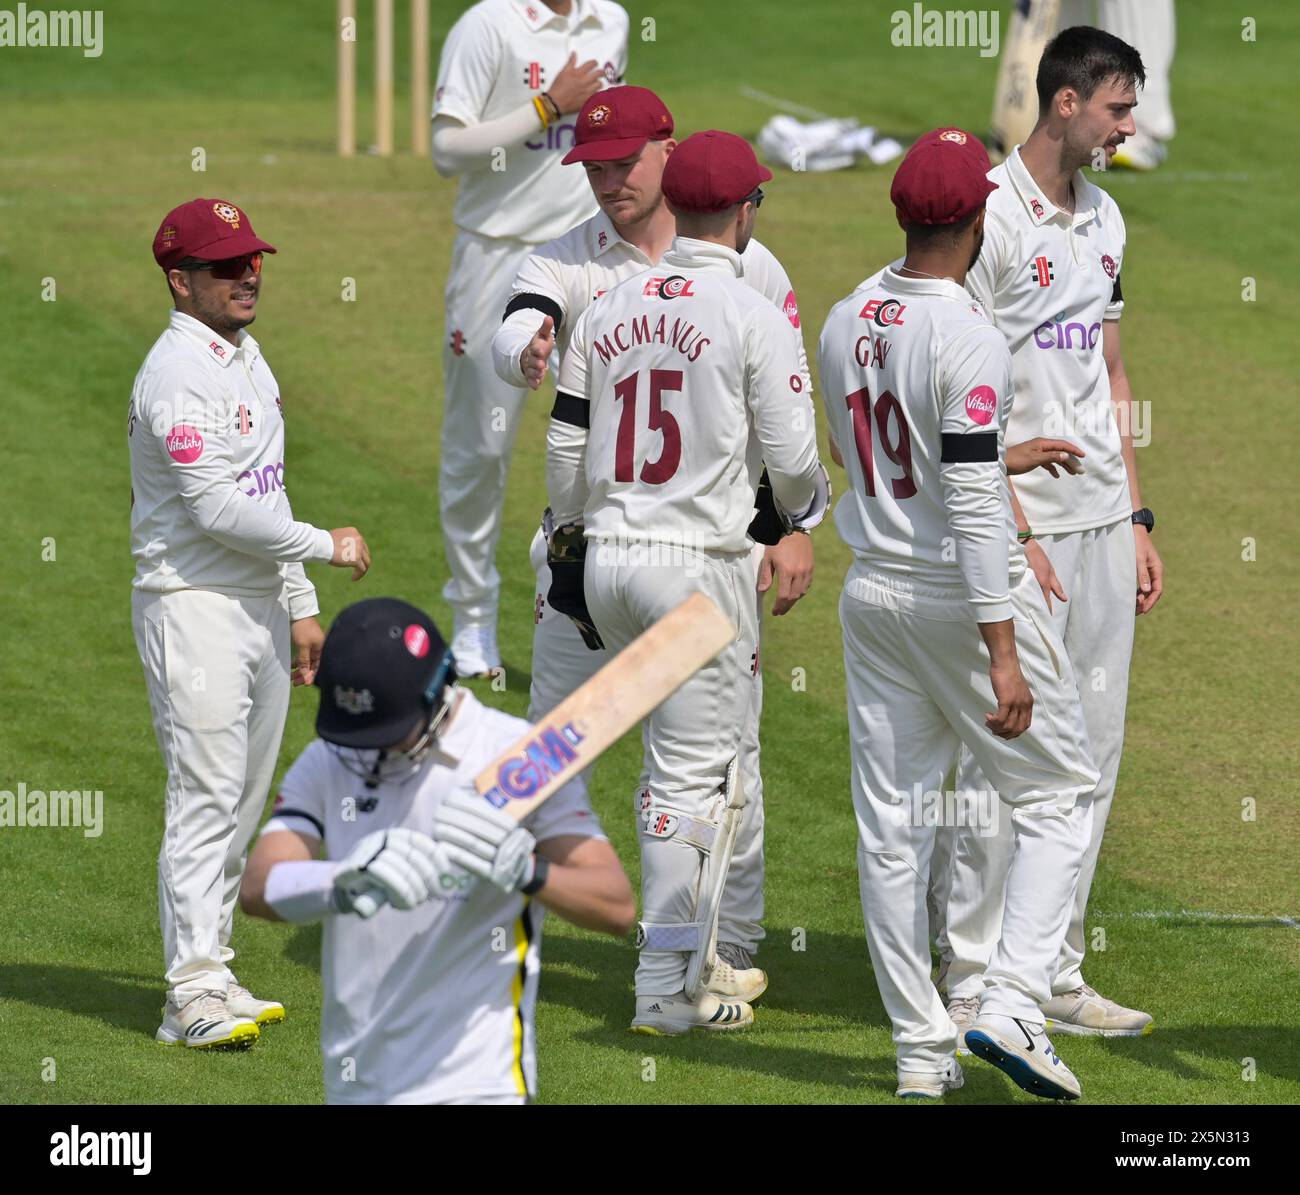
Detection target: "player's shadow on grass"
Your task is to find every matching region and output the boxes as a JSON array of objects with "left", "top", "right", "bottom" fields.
[{"left": 0, "top": 964, "right": 161, "bottom": 1037}]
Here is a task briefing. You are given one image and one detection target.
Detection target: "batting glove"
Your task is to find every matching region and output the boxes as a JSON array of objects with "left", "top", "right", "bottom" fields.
[
  {"left": 333, "top": 828, "right": 451, "bottom": 914},
  {"left": 433, "top": 786, "right": 537, "bottom": 893}
]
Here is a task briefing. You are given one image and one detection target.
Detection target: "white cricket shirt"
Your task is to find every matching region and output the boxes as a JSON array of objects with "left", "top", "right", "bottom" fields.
[
  {"left": 968, "top": 147, "right": 1129, "bottom": 535},
  {"left": 434, "top": 0, "right": 629, "bottom": 243},
  {"left": 549, "top": 237, "right": 822, "bottom": 553},
  {"left": 819, "top": 268, "right": 1022, "bottom": 621},
  {"left": 492, "top": 207, "right": 810, "bottom": 388},
  {"left": 128, "top": 310, "right": 332, "bottom": 620},
  {"left": 264, "top": 689, "right": 605, "bottom": 1105}
]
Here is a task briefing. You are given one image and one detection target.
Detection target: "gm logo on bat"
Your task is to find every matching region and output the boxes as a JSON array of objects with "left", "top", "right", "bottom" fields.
[{"left": 482, "top": 721, "right": 587, "bottom": 809}]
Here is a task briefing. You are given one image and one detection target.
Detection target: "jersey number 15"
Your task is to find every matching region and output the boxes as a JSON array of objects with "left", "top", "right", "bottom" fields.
[
  {"left": 845, "top": 385, "right": 916, "bottom": 499},
  {"left": 613, "top": 368, "right": 683, "bottom": 485}
]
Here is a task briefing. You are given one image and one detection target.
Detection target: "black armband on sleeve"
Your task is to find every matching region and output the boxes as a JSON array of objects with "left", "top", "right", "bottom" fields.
[
  {"left": 940, "top": 432, "right": 998, "bottom": 463},
  {"left": 504, "top": 291, "right": 565, "bottom": 332},
  {"left": 552, "top": 390, "right": 589, "bottom": 428},
  {"left": 271, "top": 807, "right": 325, "bottom": 839},
  {"left": 1111, "top": 274, "right": 1123, "bottom": 304}
]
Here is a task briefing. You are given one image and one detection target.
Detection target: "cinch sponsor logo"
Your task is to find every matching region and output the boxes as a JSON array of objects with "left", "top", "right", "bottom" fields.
[
  {"left": 965, "top": 385, "right": 996, "bottom": 425},
  {"left": 858, "top": 297, "right": 907, "bottom": 327},
  {"left": 1034, "top": 320, "right": 1102, "bottom": 351},
  {"left": 165, "top": 424, "right": 204, "bottom": 463},
  {"left": 524, "top": 122, "right": 576, "bottom": 152},
  {"left": 482, "top": 721, "right": 586, "bottom": 808},
  {"left": 237, "top": 460, "right": 285, "bottom": 497}
]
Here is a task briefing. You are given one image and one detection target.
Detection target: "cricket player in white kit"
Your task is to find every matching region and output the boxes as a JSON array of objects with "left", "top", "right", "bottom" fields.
[
  {"left": 490, "top": 87, "right": 816, "bottom": 989},
  {"left": 819, "top": 129, "right": 1099, "bottom": 1101},
  {"left": 940, "top": 28, "right": 1164, "bottom": 1044},
  {"left": 547, "top": 131, "right": 829, "bottom": 1033},
  {"left": 432, "top": 0, "right": 629, "bottom": 675},
  {"left": 130, "top": 198, "right": 371, "bottom": 1049},
  {"left": 241, "top": 598, "right": 633, "bottom": 1103}
]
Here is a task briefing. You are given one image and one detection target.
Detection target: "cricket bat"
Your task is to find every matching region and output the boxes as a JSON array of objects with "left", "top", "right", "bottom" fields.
[
  {"left": 989, "top": 0, "right": 1062, "bottom": 163},
  {"left": 351, "top": 592, "right": 736, "bottom": 916}
]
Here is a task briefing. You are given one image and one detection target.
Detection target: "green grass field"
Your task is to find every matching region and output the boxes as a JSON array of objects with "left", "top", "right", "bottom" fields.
[{"left": 2, "top": 0, "right": 1297, "bottom": 1106}]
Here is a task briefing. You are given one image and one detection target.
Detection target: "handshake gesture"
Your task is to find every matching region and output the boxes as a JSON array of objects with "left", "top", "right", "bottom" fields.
[{"left": 332, "top": 789, "right": 539, "bottom": 917}]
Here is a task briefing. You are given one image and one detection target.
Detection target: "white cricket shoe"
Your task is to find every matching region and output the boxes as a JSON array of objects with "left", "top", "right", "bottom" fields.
[
  {"left": 1041, "top": 984, "right": 1153, "bottom": 1037},
  {"left": 156, "top": 992, "right": 259, "bottom": 1050},
  {"left": 227, "top": 979, "right": 285, "bottom": 1026},
  {"left": 710, "top": 941, "right": 768, "bottom": 1003},
  {"left": 631, "top": 991, "right": 753, "bottom": 1035},
  {"left": 896, "top": 1057, "right": 964, "bottom": 1100},
  {"left": 964, "top": 1015, "right": 1081, "bottom": 1101},
  {"left": 946, "top": 996, "right": 980, "bottom": 1057},
  {"left": 451, "top": 623, "right": 501, "bottom": 678}
]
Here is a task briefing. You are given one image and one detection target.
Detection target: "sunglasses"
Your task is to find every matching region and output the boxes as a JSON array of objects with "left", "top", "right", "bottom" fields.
[
  {"left": 179, "top": 251, "right": 263, "bottom": 280},
  {"left": 744, "top": 187, "right": 764, "bottom": 208}
]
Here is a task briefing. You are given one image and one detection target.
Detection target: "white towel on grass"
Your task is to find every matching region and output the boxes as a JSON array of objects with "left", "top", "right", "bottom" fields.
[{"left": 758, "top": 115, "right": 904, "bottom": 172}]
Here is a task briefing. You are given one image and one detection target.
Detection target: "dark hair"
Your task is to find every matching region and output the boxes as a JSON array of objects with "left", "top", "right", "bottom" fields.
[
  {"left": 903, "top": 208, "right": 979, "bottom": 252},
  {"left": 1036, "top": 25, "right": 1145, "bottom": 111}
]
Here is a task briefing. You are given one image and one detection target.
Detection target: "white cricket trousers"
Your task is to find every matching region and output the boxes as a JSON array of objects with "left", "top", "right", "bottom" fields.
[
  {"left": 529, "top": 531, "right": 769, "bottom": 951},
  {"left": 841, "top": 568, "right": 1098, "bottom": 1073},
  {"left": 440, "top": 229, "right": 534, "bottom": 628},
  {"left": 942, "top": 519, "right": 1136, "bottom": 1001},
  {"left": 132, "top": 587, "right": 290, "bottom": 1000},
  {"left": 585, "top": 543, "right": 761, "bottom": 996}
]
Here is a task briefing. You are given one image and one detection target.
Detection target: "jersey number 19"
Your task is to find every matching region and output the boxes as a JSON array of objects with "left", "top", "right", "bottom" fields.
[{"left": 845, "top": 385, "right": 916, "bottom": 499}]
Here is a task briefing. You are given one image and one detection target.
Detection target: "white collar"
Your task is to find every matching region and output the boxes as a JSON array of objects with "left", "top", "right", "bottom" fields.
[
  {"left": 881, "top": 265, "right": 973, "bottom": 306},
  {"left": 169, "top": 308, "right": 252, "bottom": 369},
  {"left": 511, "top": 0, "right": 602, "bottom": 32},
  {"left": 1004, "top": 146, "right": 1098, "bottom": 228},
  {"left": 661, "top": 236, "right": 743, "bottom": 277}
]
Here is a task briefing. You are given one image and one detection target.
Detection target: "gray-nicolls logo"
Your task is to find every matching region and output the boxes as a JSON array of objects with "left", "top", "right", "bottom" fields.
[{"left": 49, "top": 1125, "right": 151, "bottom": 1175}]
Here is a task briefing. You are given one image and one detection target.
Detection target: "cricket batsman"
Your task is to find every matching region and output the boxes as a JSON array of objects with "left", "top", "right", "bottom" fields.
[
  {"left": 940, "top": 27, "right": 1164, "bottom": 1047},
  {"left": 819, "top": 128, "right": 1099, "bottom": 1100},
  {"left": 431, "top": 0, "right": 628, "bottom": 676},
  {"left": 130, "top": 198, "right": 371, "bottom": 1048},
  {"left": 241, "top": 597, "right": 634, "bottom": 1104},
  {"left": 547, "top": 131, "right": 829, "bottom": 1033},
  {"left": 490, "top": 85, "right": 816, "bottom": 999}
]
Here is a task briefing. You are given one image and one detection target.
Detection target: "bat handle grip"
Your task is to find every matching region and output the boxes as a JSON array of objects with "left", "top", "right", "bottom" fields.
[{"left": 351, "top": 885, "right": 388, "bottom": 919}]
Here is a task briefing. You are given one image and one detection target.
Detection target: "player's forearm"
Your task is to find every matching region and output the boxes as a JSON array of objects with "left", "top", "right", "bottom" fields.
[
  {"left": 532, "top": 856, "right": 636, "bottom": 936},
  {"left": 281, "top": 561, "right": 320, "bottom": 621},
  {"left": 941, "top": 462, "right": 1013, "bottom": 622},
  {"left": 1008, "top": 484, "right": 1031, "bottom": 535},
  {"left": 431, "top": 107, "right": 545, "bottom": 176},
  {"left": 977, "top": 617, "right": 1019, "bottom": 667},
  {"left": 545, "top": 416, "right": 590, "bottom": 524},
  {"left": 184, "top": 484, "right": 334, "bottom": 564},
  {"left": 1110, "top": 374, "right": 1144, "bottom": 508},
  {"left": 492, "top": 307, "right": 543, "bottom": 387}
]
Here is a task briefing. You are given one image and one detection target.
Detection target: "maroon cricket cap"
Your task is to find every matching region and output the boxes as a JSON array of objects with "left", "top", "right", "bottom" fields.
[
  {"left": 561, "top": 85, "right": 675, "bottom": 164},
  {"left": 890, "top": 128, "right": 997, "bottom": 226},
  {"left": 660, "top": 130, "right": 773, "bottom": 214},
  {"left": 152, "top": 198, "right": 277, "bottom": 270}
]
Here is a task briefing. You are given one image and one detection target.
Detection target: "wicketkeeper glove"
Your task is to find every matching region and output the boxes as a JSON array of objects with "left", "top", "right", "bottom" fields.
[
  {"left": 747, "top": 466, "right": 793, "bottom": 546},
  {"left": 432, "top": 786, "right": 538, "bottom": 894},
  {"left": 332, "top": 828, "right": 452, "bottom": 915},
  {"left": 546, "top": 516, "right": 605, "bottom": 650}
]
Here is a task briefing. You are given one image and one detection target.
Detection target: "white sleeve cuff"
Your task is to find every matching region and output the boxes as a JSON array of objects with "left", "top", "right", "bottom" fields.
[{"left": 265, "top": 860, "right": 343, "bottom": 924}]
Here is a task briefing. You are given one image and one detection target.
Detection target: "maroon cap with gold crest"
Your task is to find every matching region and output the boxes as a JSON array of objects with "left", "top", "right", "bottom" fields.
[
  {"left": 890, "top": 128, "right": 997, "bottom": 226},
  {"left": 561, "top": 85, "right": 674, "bottom": 164},
  {"left": 660, "top": 130, "right": 773, "bottom": 214},
  {"left": 152, "top": 198, "right": 277, "bottom": 270}
]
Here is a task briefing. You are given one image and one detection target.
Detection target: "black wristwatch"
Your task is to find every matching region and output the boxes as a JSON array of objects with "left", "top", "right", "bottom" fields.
[
  {"left": 1132, "top": 508, "right": 1155, "bottom": 532},
  {"left": 520, "top": 855, "right": 550, "bottom": 895}
]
